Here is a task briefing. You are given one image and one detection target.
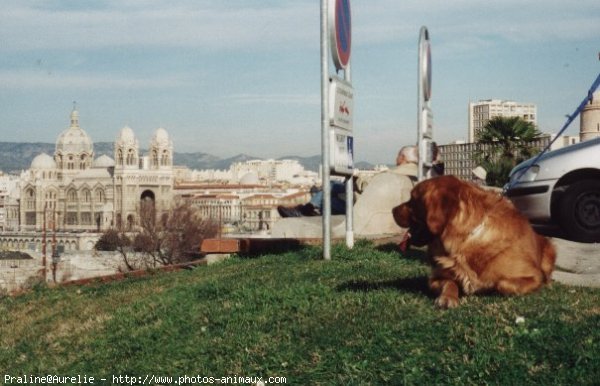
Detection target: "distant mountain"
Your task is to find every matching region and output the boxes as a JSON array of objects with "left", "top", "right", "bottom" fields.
[
  {"left": 92, "top": 142, "right": 114, "bottom": 157},
  {"left": 213, "top": 154, "right": 259, "bottom": 170},
  {"left": 0, "top": 143, "right": 56, "bottom": 173},
  {"left": 173, "top": 152, "right": 222, "bottom": 170},
  {"left": 355, "top": 160, "right": 378, "bottom": 170},
  {"left": 279, "top": 155, "right": 377, "bottom": 172},
  {"left": 0, "top": 142, "right": 374, "bottom": 174},
  {"left": 278, "top": 155, "right": 322, "bottom": 172}
]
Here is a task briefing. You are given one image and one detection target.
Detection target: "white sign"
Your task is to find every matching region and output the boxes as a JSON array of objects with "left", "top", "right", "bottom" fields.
[
  {"left": 421, "top": 106, "right": 433, "bottom": 139},
  {"left": 421, "top": 38, "right": 432, "bottom": 102},
  {"left": 329, "top": 128, "right": 354, "bottom": 175},
  {"left": 420, "top": 138, "right": 434, "bottom": 166},
  {"left": 329, "top": 76, "right": 354, "bottom": 131}
]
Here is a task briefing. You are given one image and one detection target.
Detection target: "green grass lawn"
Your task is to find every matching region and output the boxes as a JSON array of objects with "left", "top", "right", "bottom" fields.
[{"left": 1, "top": 240, "right": 598, "bottom": 385}]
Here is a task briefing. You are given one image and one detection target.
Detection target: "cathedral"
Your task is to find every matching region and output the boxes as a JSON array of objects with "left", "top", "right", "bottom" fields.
[{"left": 19, "top": 107, "right": 174, "bottom": 233}]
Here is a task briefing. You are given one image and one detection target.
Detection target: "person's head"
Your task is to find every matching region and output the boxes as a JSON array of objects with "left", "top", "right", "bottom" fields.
[
  {"left": 472, "top": 166, "right": 487, "bottom": 185},
  {"left": 396, "top": 145, "right": 418, "bottom": 166}
]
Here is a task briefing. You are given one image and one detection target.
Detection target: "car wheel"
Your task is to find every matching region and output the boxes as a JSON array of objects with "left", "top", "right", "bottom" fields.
[{"left": 558, "top": 179, "right": 600, "bottom": 243}]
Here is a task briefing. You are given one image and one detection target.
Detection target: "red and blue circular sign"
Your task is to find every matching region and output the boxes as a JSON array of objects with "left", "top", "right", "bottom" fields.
[{"left": 329, "top": 0, "right": 351, "bottom": 71}]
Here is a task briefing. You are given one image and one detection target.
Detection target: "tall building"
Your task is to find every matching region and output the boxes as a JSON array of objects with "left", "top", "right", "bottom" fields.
[
  {"left": 580, "top": 91, "right": 600, "bottom": 141},
  {"left": 17, "top": 107, "right": 174, "bottom": 235},
  {"left": 439, "top": 134, "right": 577, "bottom": 182},
  {"left": 440, "top": 136, "right": 552, "bottom": 182},
  {"left": 468, "top": 100, "right": 537, "bottom": 142}
]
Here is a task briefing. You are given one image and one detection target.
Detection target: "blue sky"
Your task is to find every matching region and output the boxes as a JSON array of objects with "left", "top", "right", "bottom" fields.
[{"left": 1, "top": 0, "right": 598, "bottom": 165}]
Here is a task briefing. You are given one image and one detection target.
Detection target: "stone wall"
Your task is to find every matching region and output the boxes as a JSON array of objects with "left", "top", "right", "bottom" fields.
[
  {"left": 0, "top": 231, "right": 102, "bottom": 253},
  {"left": 0, "top": 258, "right": 40, "bottom": 292},
  {"left": 0, "top": 250, "right": 168, "bottom": 292}
]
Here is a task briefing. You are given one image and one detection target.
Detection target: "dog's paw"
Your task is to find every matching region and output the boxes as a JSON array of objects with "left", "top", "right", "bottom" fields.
[{"left": 435, "top": 295, "right": 460, "bottom": 309}]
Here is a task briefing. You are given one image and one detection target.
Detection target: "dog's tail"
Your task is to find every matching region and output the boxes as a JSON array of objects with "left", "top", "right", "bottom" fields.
[{"left": 537, "top": 235, "right": 556, "bottom": 284}]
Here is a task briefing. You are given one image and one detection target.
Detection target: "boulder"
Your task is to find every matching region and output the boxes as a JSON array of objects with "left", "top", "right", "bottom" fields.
[{"left": 272, "top": 172, "right": 411, "bottom": 239}]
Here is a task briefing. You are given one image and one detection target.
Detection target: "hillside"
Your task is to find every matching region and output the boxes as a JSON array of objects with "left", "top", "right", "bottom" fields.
[
  {"left": 0, "top": 241, "right": 597, "bottom": 384},
  {"left": 0, "top": 142, "right": 375, "bottom": 173},
  {"left": 0, "top": 142, "right": 115, "bottom": 173}
]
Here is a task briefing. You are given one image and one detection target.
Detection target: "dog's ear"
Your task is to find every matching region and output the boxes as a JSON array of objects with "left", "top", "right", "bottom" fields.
[
  {"left": 423, "top": 182, "right": 458, "bottom": 235},
  {"left": 392, "top": 203, "right": 411, "bottom": 228}
]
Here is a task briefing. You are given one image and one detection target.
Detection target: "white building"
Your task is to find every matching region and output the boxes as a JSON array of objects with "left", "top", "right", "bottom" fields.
[
  {"left": 468, "top": 99, "right": 537, "bottom": 142},
  {"left": 580, "top": 91, "right": 600, "bottom": 141},
  {"left": 188, "top": 168, "right": 232, "bottom": 183},
  {"left": 181, "top": 158, "right": 319, "bottom": 186},
  {"left": 0, "top": 174, "right": 20, "bottom": 231},
  {"left": 230, "top": 159, "right": 316, "bottom": 185},
  {"left": 2, "top": 107, "right": 175, "bottom": 251},
  {"left": 177, "top": 182, "right": 310, "bottom": 234},
  {"left": 549, "top": 134, "right": 579, "bottom": 150}
]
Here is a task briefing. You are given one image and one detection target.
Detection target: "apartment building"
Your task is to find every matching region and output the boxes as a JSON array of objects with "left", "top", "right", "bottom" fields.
[{"left": 468, "top": 100, "right": 537, "bottom": 143}]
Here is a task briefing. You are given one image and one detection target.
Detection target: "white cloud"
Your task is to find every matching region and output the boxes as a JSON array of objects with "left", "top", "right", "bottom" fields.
[
  {"left": 227, "top": 93, "right": 319, "bottom": 106},
  {"left": 1, "top": 1, "right": 598, "bottom": 54},
  {"left": 0, "top": 70, "right": 186, "bottom": 89},
  {"left": 0, "top": 1, "right": 317, "bottom": 51},
  {"left": 1, "top": 0, "right": 598, "bottom": 162},
  {"left": 354, "top": 0, "right": 600, "bottom": 48}
]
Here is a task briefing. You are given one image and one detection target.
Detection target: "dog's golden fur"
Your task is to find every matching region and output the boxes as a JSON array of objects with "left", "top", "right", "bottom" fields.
[{"left": 392, "top": 175, "right": 556, "bottom": 308}]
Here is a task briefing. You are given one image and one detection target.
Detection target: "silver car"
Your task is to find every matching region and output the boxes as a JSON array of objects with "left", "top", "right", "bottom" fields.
[{"left": 505, "top": 136, "right": 600, "bottom": 243}]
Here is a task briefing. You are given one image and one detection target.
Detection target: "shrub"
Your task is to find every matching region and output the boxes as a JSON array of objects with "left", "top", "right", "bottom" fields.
[{"left": 95, "top": 229, "right": 121, "bottom": 251}]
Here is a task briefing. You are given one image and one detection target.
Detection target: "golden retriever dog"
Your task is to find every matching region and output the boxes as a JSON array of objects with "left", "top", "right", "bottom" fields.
[{"left": 392, "top": 175, "right": 556, "bottom": 308}]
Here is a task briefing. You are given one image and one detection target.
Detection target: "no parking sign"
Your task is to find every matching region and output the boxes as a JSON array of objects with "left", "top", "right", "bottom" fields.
[{"left": 329, "top": 0, "right": 351, "bottom": 71}]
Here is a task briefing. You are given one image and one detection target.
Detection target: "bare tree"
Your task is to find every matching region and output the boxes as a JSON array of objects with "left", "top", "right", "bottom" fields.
[
  {"left": 161, "top": 201, "right": 219, "bottom": 263},
  {"left": 95, "top": 228, "right": 138, "bottom": 271},
  {"left": 96, "top": 200, "right": 218, "bottom": 271}
]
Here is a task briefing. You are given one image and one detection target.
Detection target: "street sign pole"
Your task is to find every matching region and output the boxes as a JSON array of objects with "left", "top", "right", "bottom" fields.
[
  {"left": 321, "top": 0, "right": 352, "bottom": 259},
  {"left": 321, "top": 0, "right": 332, "bottom": 260},
  {"left": 344, "top": 65, "right": 353, "bottom": 249},
  {"left": 417, "top": 26, "right": 433, "bottom": 181}
]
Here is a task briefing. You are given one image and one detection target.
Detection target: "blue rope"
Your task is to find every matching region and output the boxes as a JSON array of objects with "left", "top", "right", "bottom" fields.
[{"left": 503, "top": 72, "right": 600, "bottom": 194}]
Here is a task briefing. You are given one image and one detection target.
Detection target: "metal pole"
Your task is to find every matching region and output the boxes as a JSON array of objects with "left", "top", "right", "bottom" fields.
[
  {"left": 344, "top": 64, "right": 354, "bottom": 249},
  {"left": 42, "top": 206, "right": 47, "bottom": 282},
  {"left": 321, "top": 0, "right": 331, "bottom": 260},
  {"left": 51, "top": 208, "right": 56, "bottom": 257},
  {"left": 417, "top": 27, "right": 426, "bottom": 181},
  {"left": 52, "top": 209, "right": 57, "bottom": 283}
]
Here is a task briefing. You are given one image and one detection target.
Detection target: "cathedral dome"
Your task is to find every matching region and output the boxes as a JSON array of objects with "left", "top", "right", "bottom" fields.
[
  {"left": 93, "top": 154, "right": 115, "bottom": 168},
  {"left": 151, "top": 127, "right": 170, "bottom": 147},
  {"left": 31, "top": 153, "right": 57, "bottom": 170},
  {"left": 239, "top": 172, "right": 260, "bottom": 185},
  {"left": 55, "top": 108, "right": 94, "bottom": 156},
  {"left": 117, "top": 126, "right": 137, "bottom": 145}
]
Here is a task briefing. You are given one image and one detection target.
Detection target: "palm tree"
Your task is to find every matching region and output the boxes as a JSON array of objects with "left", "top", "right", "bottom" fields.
[{"left": 475, "top": 116, "right": 542, "bottom": 186}]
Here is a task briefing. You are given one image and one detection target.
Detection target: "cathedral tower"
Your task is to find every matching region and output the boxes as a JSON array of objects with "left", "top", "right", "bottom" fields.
[
  {"left": 54, "top": 105, "right": 94, "bottom": 173},
  {"left": 580, "top": 91, "right": 600, "bottom": 141}
]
